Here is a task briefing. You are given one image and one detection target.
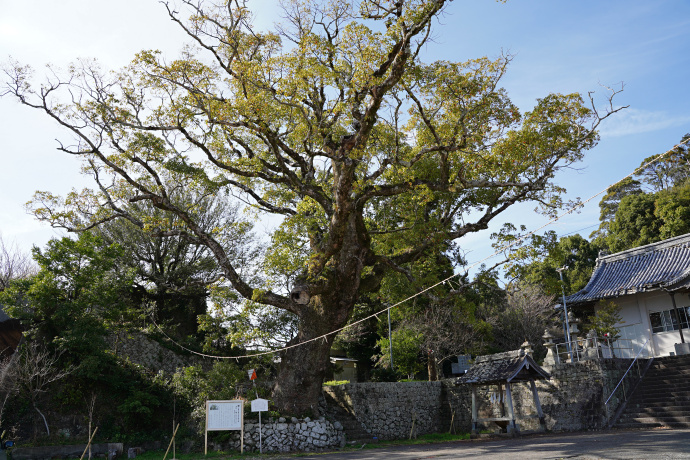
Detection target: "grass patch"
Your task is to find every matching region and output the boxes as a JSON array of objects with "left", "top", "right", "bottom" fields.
[{"left": 323, "top": 380, "right": 350, "bottom": 386}]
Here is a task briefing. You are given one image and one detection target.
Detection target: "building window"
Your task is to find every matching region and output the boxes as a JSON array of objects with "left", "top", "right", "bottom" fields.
[{"left": 649, "top": 307, "right": 690, "bottom": 333}]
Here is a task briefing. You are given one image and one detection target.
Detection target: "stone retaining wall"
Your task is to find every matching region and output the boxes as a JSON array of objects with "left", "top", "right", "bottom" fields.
[
  {"left": 208, "top": 416, "right": 345, "bottom": 453},
  {"left": 323, "top": 381, "right": 444, "bottom": 440},
  {"left": 106, "top": 331, "right": 200, "bottom": 374},
  {"left": 326, "top": 358, "right": 637, "bottom": 437}
]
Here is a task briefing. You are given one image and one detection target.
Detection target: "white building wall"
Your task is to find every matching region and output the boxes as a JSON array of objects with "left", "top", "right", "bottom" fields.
[{"left": 596, "top": 291, "right": 690, "bottom": 357}]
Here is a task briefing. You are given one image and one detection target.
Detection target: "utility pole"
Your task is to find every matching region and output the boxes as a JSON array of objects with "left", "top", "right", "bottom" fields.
[
  {"left": 388, "top": 306, "right": 394, "bottom": 370},
  {"left": 556, "top": 266, "right": 573, "bottom": 360}
]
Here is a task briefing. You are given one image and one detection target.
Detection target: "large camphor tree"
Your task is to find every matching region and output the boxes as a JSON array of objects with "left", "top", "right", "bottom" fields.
[{"left": 3, "top": 0, "right": 621, "bottom": 414}]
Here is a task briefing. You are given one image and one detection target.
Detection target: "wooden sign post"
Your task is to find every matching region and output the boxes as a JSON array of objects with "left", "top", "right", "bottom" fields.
[{"left": 205, "top": 400, "right": 244, "bottom": 455}]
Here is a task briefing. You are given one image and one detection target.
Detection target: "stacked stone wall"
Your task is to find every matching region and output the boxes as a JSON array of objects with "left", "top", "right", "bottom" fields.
[
  {"left": 208, "top": 416, "right": 344, "bottom": 453},
  {"left": 445, "top": 358, "right": 635, "bottom": 433},
  {"left": 323, "top": 381, "right": 443, "bottom": 440},
  {"left": 107, "top": 331, "right": 201, "bottom": 374},
  {"left": 326, "top": 358, "right": 638, "bottom": 438}
]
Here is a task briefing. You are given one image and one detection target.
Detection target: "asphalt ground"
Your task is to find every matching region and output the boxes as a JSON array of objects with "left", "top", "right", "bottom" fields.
[{"left": 277, "top": 428, "right": 690, "bottom": 460}]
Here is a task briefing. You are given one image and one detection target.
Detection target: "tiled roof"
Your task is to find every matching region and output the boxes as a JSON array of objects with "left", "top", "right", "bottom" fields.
[
  {"left": 566, "top": 233, "right": 690, "bottom": 305},
  {"left": 456, "top": 351, "right": 550, "bottom": 385}
]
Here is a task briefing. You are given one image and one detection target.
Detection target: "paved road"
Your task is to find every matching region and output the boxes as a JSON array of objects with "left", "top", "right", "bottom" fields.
[{"left": 279, "top": 428, "right": 690, "bottom": 459}]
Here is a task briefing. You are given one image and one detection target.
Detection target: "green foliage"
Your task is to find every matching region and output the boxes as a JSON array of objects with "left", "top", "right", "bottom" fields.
[
  {"left": 90, "top": 195, "right": 258, "bottom": 341},
  {"left": 591, "top": 177, "right": 643, "bottom": 240},
  {"left": 635, "top": 133, "right": 690, "bottom": 192},
  {"left": 602, "top": 181, "right": 690, "bottom": 253},
  {"left": 333, "top": 295, "right": 384, "bottom": 382},
  {"left": 500, "top": 227, "right": 601, "bottom": 297},
  {"left": 376, "top": 328, "right": 424, "bottom": 379},
  {"left": 591, "top": 133, "right": 690, "bottom": 253},
  {"left": 588, "top": 300, "right": 623, "bottom": 342},
  {"left": 0, "top": 233, "right": 134, "bottom": 361},
  {"left": 170, "top": 360, "right": 269, "bottom": 429},
  {"left": 369, "top": 366, "right": 403, "bottom": 383},
  {"left": 605, "top": 192, "right": 660, "bottom": 252},
  {"left": 0, "top": 233, "right": 207, "bottom": 443},
  {"left": 323, "top": 380, "right": 350, "bottom": 386}
]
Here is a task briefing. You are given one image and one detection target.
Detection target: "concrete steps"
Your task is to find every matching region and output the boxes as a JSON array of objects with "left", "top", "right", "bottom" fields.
[{"left": 614, "top": 355, "right": 690, "bottom": 429}]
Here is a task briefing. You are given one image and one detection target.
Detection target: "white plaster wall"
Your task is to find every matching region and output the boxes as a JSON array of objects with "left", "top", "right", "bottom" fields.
[
  {"left": 642, "top": 292, "right": 690, "bottom": 356},
  {"left": 600, "top": 292, "right": 690, "bottom": 357}
]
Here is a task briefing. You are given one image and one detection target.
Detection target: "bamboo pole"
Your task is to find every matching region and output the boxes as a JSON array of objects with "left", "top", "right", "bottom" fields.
[
  {"left": 163, "top": 424, "right": 180, "bottom": 460},
  {"left": 409, "top": 411, "right": 417, "bottom": 439},
  {"left": 79, "top": 427, "right": 98, "bottom": 460}
]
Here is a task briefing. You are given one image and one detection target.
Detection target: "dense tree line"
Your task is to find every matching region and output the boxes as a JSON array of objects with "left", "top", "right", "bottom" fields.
[{"left": 507, "top": 133, "right": 690, "bottom": 300}]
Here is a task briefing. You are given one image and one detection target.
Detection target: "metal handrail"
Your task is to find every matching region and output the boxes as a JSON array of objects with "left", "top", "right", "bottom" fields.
[
  {"left": 604, "top": 338, "right": 650, "bottom": 406},
  {"left": 554, "top": 336, "right": 645, "bottom": 363}
]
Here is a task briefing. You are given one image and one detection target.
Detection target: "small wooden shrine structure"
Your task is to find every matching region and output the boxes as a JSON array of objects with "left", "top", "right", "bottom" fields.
[{"left": 458, "top": 345, "right": 550, "bottom": 435}]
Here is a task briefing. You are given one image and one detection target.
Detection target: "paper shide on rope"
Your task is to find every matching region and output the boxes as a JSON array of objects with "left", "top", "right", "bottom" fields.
[{"left": 3, "top": 0, "right": 624, "bottom": 415}]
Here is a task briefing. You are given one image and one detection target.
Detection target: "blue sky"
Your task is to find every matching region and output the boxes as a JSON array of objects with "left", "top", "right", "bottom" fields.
[{"left": 1, "top": 0, "right": 689, "bottom": 276}]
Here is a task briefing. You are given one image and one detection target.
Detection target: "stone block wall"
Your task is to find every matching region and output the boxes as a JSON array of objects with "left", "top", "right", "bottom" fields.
[
  {"left": 208, "top": 416, "right": 344, "bottom": 453},
  {"left": 443, "top": 358, "right": 636, "bottom": 433},
  {"left": 326, "top": 358, "right": 640, "bottom": 438},
  {"left": 533, "top": 358, "right": 631, "bottom": 431},
  {"left": 323, "top": 381, "right": 444, "bottom": 440},
  {"left": 106, "top": 331, "right": 200, "bottom": 374}
]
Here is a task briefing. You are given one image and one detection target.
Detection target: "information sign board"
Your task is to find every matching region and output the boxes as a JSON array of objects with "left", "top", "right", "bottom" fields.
[
  {"left": 205, "top": 400, "right": 245, "bottom": 454},
  {"left": 251, "top": 398, "right": 269, "bottom": 412},
  {"left": 206, "top": 400, "right": 243, "bottom": 430}
]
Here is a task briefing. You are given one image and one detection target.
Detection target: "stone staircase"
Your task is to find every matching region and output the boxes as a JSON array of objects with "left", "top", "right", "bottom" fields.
[
  {"left": 615, "top": 354, "right": 690, "bottom": 429},
  {"left": 322, "top": 392, "right": 374, "bottom": 444}
]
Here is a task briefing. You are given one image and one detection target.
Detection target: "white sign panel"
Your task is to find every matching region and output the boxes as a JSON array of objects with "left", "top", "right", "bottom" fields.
[
  {"left": 251, "top": 398, "right": 269, "bottom": 412},
  {"left": 206, "top": 400, "right": 243, "bottom": 431}
]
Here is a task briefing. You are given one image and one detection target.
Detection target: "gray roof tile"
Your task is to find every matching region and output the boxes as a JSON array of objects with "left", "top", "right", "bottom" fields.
[
  {"left": 566, "top": 233, "right": 690, "bottom": 304},
  {"left": 456, "top": 351, "right": 550, "bottom": 385}
]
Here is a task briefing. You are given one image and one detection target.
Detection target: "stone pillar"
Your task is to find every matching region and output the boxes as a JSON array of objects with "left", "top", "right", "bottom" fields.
[
  {"left": 530, "top": 378, "right": 546, "bottom": 432},
  {"left": 505, "top": 382, "right": 518, "bottom": 435},
  {"left": 584, "top": 329, "right": 599, "bottom": 359},
  {"left": 568, "top": 312, "right": 580, "bottom": 341},
  {"left": 543, "top": 330, "right": 557, "bottom": 368},
  {"left": 471, "top": 386, "right": 478, "bottom": 436}
]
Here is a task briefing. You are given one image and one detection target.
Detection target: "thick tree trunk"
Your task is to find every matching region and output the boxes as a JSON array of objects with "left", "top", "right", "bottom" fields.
[
  {"left": 272, "top": 294, "right": 353, "bottom": 416},
  {"left": 272, "top": 334, "right": 336, "bottom": 416},
  {"left": 272, "top": 212, "right": 369, "bottom": 415},
  {"left": 427, "top": 350, "right": 438, "bottom": 381}
]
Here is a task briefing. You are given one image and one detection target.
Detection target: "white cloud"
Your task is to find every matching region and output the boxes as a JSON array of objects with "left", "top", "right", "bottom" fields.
[{"left": 599, "top": 108, "right": 690, "bottom": 138}]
